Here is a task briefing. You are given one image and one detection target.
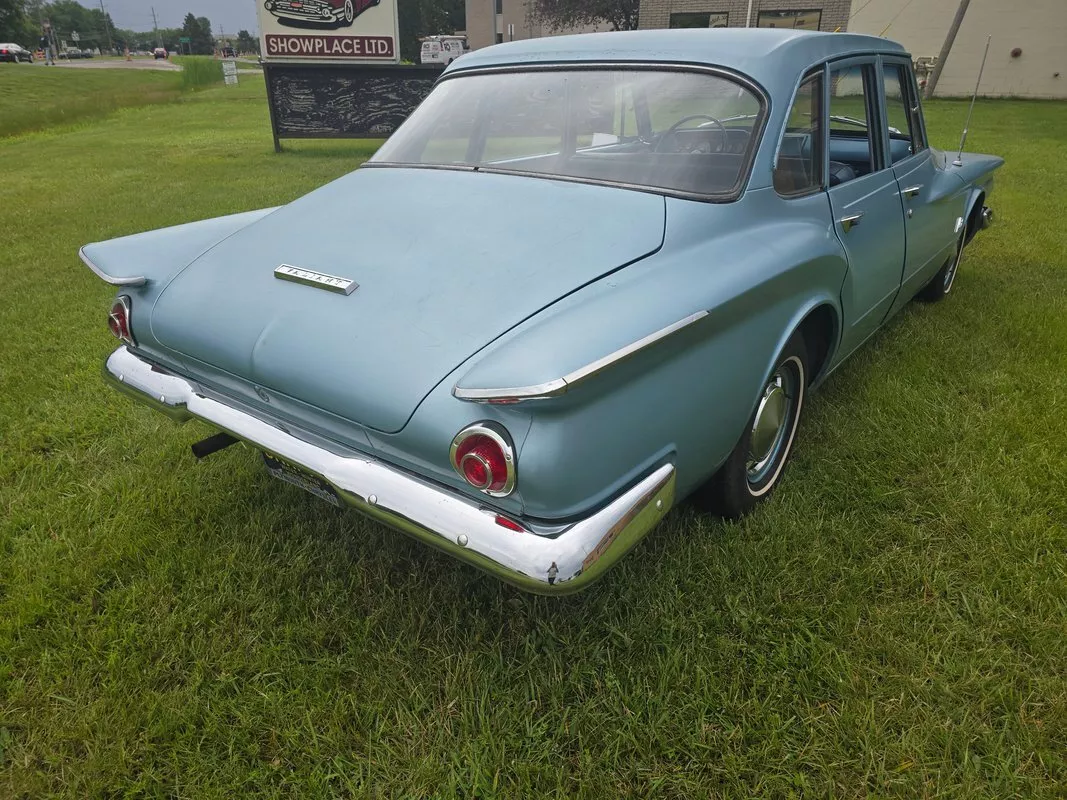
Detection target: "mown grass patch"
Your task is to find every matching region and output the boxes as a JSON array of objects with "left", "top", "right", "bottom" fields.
[
  {"left": 0, "top": 84, "right": 1064, "bottom": 797},
  {"left": 0, "top": 66, "right": 184, "bottom": 138}
]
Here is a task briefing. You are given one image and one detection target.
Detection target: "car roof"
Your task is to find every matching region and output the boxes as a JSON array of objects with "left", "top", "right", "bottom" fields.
[{"left": 448, "top": 28, "right": 909, "bottom": 94}]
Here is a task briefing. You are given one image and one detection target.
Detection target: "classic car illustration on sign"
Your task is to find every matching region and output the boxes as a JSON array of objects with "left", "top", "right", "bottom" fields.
[
  {"left": 82, "top": 29, "right": 1002, "bottom": 593},
  {"left": 264, "top": 0, "right": 381, "bottom": 29}
]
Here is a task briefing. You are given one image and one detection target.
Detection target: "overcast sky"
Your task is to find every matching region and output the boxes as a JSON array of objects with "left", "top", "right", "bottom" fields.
[{"left": 78, "top": 0, "right": 259, "bottom": 36}]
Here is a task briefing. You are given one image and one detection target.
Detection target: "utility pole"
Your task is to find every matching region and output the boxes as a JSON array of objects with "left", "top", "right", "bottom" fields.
[
  {"left": 151, "top": 6, "right": 162, "bottom": 49},
  {"left": 98, "top": 0, "right": 114, "bottom": 54},
  {"left": 925, "top": 0, "right": 971, "bottom": 99}
]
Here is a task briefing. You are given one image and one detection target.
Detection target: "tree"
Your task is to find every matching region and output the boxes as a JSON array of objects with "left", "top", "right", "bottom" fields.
[
  {"left": 180, "top": 12, "right": 213, "bottom": 54},
  {"left": 235, "top": 28, "right": 257, "bottom": 55},
  {"left": 528, "top": 0, "right": 640, "bottom": 32},
  {"left": 0, "top": 0, "right": 29, "bottom": 44}
]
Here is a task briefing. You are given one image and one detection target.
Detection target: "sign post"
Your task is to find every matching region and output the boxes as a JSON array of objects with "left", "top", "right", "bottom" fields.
[{"left": 257, "top": 0, "right": 441, "bottom": 152}]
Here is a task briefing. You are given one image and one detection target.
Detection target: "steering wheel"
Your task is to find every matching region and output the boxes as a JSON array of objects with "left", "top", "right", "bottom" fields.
[{"left": 654, "top": 114, "right": 728, "bottom": 153}]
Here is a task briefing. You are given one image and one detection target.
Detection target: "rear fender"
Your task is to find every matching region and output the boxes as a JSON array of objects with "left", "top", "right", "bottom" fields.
[{"left": 431, "top": 190, "right": 848, "bottom": 518}]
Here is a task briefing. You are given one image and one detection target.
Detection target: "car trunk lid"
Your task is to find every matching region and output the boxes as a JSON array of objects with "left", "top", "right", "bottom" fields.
[{"left": 150, "top": 167, "right": 665, "bottom": 432}]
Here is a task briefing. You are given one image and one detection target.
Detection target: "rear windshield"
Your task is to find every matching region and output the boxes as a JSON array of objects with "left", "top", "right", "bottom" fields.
[{"left": 367, "top": 68, "right": 764, "bottom": 200}]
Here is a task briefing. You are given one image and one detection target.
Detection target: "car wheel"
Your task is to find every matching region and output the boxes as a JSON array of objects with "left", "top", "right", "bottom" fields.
[
  {"left": 697, "top": 332, "right": 807, "bottom": 519},
  {"left": 918, "top": 229, "right": 965, "bottom": 302},
  {"left": 344, "top": 0, "right": 354, "bottom": 23}
]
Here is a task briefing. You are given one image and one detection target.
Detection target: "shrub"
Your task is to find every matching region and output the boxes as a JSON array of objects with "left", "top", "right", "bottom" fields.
[{"left": 175, "top": 56, "right": 224, "bottom": 90}]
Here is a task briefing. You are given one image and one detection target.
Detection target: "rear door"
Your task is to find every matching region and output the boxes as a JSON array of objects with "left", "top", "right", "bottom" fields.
[
  {"left": 826, "top": 59, "right": 907, "bottom": 356},
  {"left": 880, "top": 58, "right": 968, "bottom": 309}
]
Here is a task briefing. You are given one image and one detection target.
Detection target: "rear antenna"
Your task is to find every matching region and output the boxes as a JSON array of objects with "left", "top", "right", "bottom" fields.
[{"left": 953, "top": 35, "right": 992, "bottom": 167}]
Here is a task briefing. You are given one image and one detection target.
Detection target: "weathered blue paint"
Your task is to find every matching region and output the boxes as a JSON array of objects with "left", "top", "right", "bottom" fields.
[
  {"left": 83, "top": 29, "right": 1003, "bottom": 581},
  {"left": 148, "top": 168, "right": 664, "bottom": 434}
]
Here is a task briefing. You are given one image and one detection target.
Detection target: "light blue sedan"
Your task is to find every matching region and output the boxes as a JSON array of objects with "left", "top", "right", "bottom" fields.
[{"left": 82, "top": 29, "right": 1002, "bottom": 593}]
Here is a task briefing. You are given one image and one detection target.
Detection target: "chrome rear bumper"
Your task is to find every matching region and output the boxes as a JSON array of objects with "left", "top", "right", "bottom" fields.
[{"left": 104, "top": 347, "right": 675, "bottom": 594}]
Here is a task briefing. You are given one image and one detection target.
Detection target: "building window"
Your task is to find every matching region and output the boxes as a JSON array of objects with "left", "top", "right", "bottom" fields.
[
  {"left": 495, "top": 0, "right": 502, "bottom": 14},
  {"left": 495, "top": 32, "right": 504, "bottom": 43},
  {"left": 669, "top": 12, "right": 729, "bottom": 28},
  {"left": 757, "top": 10, "right": 822, "bottom": 30}
]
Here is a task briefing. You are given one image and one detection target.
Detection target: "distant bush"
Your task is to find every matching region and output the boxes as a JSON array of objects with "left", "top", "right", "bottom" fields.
[{"left": 175, "top": 56, "right": 224, "bottom": 90}]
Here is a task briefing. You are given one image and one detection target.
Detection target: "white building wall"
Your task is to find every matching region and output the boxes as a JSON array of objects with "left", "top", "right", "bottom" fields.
[
  {"left": 466, "top": 0, "right": 607, "bottom": 50},
  {"left": 849, "top": 0, "right": 1067, "bottom": 98}
]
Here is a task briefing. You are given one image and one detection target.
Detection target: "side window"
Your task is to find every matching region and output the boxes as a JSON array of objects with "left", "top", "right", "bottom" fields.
[
  {"left": 774, "top": 71, "right": 822, "bottom": 196},
  {"left": 881, "top": 63, "right": 926, "bottom": 163},
  {"left": 827, "top": 64, "right": 877, "bottom": 181}
]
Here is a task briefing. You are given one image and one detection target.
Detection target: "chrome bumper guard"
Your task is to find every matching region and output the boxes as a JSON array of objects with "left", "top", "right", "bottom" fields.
[{"left": 104, "top": 347, "right": 675, "bottom": 594}]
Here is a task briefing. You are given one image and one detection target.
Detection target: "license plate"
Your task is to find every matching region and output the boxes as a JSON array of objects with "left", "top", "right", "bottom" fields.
[{"left": 263, "top": 453, "right": 341, "bottom": 507}]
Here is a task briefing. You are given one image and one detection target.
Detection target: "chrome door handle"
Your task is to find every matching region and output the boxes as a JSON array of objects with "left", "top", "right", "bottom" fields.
[
  {"left": 900, "top": 184, "right": 923, "bottom": 198},
  {"left": 839, "top": 212, "right": 864, "bottom": 232}
]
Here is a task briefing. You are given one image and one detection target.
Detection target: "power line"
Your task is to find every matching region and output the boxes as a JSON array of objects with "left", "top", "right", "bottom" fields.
[
  {"left": 845, "top": 0, "right": 879, "bottom": 20},
  {"left": 878, "top": 0, "right": 919, "bottom": 36}
]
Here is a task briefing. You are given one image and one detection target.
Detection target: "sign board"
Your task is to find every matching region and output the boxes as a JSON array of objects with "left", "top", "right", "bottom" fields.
[
  {"left": 263, "top": 62, "right": 441, "bottom": 150},
  {"left": 179, "top": 36, "right": 191, "bottom": 43},
  {"left": 257, "top": 0, "right": 400, "bottom": 63},
  {"left": 71, "top": 31, "right": 80, "bottom": 42},
  {"left": 222, "top": 59, "right": 239, "bottom": 85}
]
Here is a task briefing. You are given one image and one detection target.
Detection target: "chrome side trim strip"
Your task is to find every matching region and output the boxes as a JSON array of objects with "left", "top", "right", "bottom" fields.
[
  {"left": 453, "top": 310, "right": 709, "bottom": 403},
  {"left": 79, "top": 247, "right": 147, "bottom": 287},
  {"left": 102, "top": 346, "right": 676, "bottom": 594}
]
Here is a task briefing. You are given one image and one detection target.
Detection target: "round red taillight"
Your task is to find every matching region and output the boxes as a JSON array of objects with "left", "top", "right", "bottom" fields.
[
  {"left": 449, "top": 423, "right": 516, "bottom": 496},
  {"left": 107, "top": 297, "right": 134, "bottom": 346}
]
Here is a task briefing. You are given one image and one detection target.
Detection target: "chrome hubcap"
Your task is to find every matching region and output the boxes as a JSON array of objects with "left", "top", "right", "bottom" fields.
[{"left": 748, "top": 375, "right": 787, "bottom": 476}]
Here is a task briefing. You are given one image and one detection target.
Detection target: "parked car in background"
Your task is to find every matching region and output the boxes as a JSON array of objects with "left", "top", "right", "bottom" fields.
[
  {"left": 0, "top": 43, "right": 34, "bottom": 62},
  {"left": 82, "top": 29, "right": 1002, "bottom": 594},
  {"left": 59, "top": 47, "right": 83, "bottom": 59},
  {"left": 153, "top": 47, "right": 167, "bottom": 59},
  {"left": 81, "top": 49, "right": 95, "bottom": 58},
  {"left": 420, "top": 35, "right": 467, "bottom": 66}
]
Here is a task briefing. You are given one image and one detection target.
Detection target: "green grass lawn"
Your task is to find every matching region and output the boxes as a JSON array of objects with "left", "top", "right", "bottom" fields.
[
  {"left": 0, "top": 80, "right": 1065, "bottom": 797},
  {"left": 0, "top": 66, "right": 189, "bottom": 138}
]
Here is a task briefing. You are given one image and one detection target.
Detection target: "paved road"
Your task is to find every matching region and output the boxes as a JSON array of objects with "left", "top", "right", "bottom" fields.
[{"left": 40, "top": 57, "right": 181, "bottom": 71}]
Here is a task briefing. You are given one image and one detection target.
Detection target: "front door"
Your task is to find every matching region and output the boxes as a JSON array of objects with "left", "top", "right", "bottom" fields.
[{"left": 825, "top": 60, "right": 906, "bottom": 357}]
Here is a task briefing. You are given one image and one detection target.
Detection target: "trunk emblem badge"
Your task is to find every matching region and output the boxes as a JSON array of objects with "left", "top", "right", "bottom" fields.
[{"left": 274, "top": 264, "right": 358, "bottom": 295}]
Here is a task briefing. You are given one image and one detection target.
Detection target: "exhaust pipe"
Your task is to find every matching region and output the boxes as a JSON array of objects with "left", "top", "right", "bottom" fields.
[
  {"left": 980, "top": 206, "right": 993, "bottom": 229},
  {"left": 191, "top": 431, "right": 239, "bottom": 460}
]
